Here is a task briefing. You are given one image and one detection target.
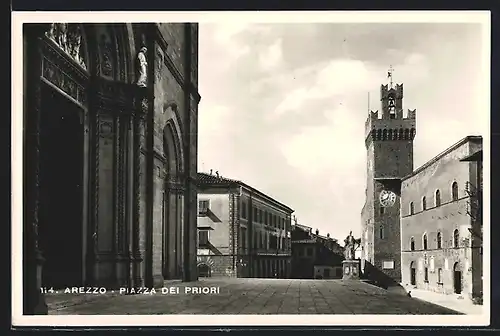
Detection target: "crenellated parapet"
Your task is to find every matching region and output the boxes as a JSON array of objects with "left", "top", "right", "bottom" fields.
[{"left": 364, "top": 109, "right": 416, "bottom": 147}]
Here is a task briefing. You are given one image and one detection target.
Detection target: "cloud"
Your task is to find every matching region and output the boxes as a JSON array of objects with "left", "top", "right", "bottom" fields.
[{"left": 258, "top": 38, "right": 283, "bottom": 71}]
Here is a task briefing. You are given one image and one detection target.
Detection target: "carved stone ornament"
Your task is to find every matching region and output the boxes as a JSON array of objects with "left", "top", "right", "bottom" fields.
[
  {"left": 136, "top": 47, "right": 148, "bottom": 87},
  {"left": 45, "top": 23, "right": 87, "bottom": 70},
  {"left": 99, "top": 34, "right": 113, "bottom": 77}
]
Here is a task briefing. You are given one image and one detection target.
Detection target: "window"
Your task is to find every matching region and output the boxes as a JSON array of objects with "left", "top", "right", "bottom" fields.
[
  {"left": 437, "top": 231, "right": 442, "bottom": 249},
  {"left": 410, "top": 237, "right": 415, "bottom": 251},
  {"left": 241, "top": 201, "right": 247, "bottom": 219},
  {"left": 422, "top": 196, "right": 427, "bottom": 211},
  {"left": 409, "top": 202, "right": 414, "bottom": 215},
  {"left": 424, "top": 267, "right": 429, "bottom": 282},
  {"left": 273, "top": 215, "right": 277, "bottom": 227},
  {"left": 437, "top": 268, "right": 443, "bottom": 284},
  {"left": 264, "top": 211, "right": 268, "bottom": 225},
  {"left": 380, "top": 206, "right": 385, "bottom": 215},
  {"left": 198, "top": 230, "right": 209, "bottom": 247},
  {"left": 253, "top": 207, "right": 258, "bottom": 221},
  {"left": 259, "top": 209, "right": 263, "bottom": 223},
  {"left": 452, "top": 181, "right": 459, "bottom": 201},
  {"left": 240, "top": 227, "right": 247, "bottom": 249},
  {"left": 379, "top": 225, "right": 384, "bottom": 239},
  {"left": 435, "top": 189, "right": 441, "bottom": 207},
  {"left": 453, "top": 229, "right": 460, "bottom": 248},
  {"left": 253, "top": 231, "right": 258, "bottom": 248},
  {"left": 423, "top": 234, "right": 428, "bottom": 250},
  {"left": 306, "top": 247, "right": 313, "bottom": 257},
  {"left": 198, "top": 200, "right": 210, "bottom": 216}
]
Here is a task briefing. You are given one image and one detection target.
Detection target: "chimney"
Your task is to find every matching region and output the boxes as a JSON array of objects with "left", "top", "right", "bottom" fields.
[
  {"left": 315, "top": 229, "right": 319, "bottom": 235},
  {"left": 327, "top": 233, "right": 330, "bottom": 239},
  {"left": 209, "top": 169, "right": 213, "bottom": 175},
  {"left": 215, "top": 171, "right": 219, "bottom": 178}
]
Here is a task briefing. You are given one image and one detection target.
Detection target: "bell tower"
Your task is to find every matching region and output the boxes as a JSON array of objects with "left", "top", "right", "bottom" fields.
[{"left": 360, "top": 66, "right": 416, "bottom": 282}]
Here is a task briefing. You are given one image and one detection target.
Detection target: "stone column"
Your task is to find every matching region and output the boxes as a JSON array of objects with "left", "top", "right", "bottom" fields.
[
  {"left": 131, "top": 94, "right": 147, "bottom": 287},
  {"left": 23, "top": 24, "right": 50, "bottom": 315}
]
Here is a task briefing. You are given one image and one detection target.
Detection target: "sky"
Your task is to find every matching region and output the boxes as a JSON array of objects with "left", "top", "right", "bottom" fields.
[{"left": 197, "top": 19, "right": 488, "bottom": 242}]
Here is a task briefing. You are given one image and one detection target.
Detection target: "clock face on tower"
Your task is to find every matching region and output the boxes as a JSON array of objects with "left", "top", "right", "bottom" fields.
[{"left": 379, "top": 190, "right": 396, "bottom": 207}]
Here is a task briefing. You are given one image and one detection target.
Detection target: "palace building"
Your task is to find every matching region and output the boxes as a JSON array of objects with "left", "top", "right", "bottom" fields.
[
  {"left": 400, "top": 136, "right": 483, "bottom": 302},
  {"left": 360, "top": 71, "right": 483, "bottom": 303},
  {"left": 23, "top": 23, "right": 201, "bottom": 314},
  {"left": 197, "top": 171, "right": 294, "bottom": 278}
]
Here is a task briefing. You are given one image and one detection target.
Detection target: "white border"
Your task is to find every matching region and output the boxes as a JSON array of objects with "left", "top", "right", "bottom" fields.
[{"left": 11, "top": 10, "right": 491, "bottom": 327}]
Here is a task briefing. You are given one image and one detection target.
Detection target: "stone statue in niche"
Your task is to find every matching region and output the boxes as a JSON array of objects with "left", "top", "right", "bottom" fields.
[
  {"left": 46, "top": 23, "right": 87, "bottom": 69},
  {"left": 99, "top": 35, "right": 113, "bottom": 77},
  {"left": 136, "top": 46, "right": 148, "bottom": 87}
]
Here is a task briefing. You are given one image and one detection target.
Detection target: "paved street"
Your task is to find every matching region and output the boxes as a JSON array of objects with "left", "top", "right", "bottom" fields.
[{"left": 45, "top": 278, "right": 463, "bottom": 315}]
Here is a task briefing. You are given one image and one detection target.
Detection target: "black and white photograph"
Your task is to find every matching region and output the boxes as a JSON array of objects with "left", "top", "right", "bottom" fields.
[{"left": 12, "top": 11, "right": 490, "bottom": 327}]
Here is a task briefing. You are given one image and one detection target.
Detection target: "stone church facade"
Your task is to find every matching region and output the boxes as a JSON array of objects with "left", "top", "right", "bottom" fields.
[{"left": 23, "top": 23, "right": 200, "bottom": 313}]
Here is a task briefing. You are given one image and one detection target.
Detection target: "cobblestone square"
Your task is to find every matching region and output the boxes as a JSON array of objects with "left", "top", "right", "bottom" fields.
[{"left": 46, "top": 278, "right": 463, "bottom": 315}]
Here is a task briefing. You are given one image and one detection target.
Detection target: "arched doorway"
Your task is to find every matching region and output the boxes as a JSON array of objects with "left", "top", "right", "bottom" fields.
[
  {"left": 35, "top": 24, "right": 91, "bottom": 289},
  {"left": 453, "top": 262, "right": 462, "bottom": 294},
  {"left": 410, "top": 261, "right": 416, "bottom": 286},
  {"left": 31, "top": 23, "right": 137, "bottom": 289},
  {"left": 197, "top": 263, "right": 211, "bottom": 278},
  {"left": 162, "top": 121, "right": 184, "bottom": 280}
]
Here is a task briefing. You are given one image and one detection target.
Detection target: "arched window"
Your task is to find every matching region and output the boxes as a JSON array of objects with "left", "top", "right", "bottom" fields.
[
  {"left": 379, "top": 225, "right": 384, "bottom": 239},
  {"left": 423, "top": 234, "right": 428, "bottom": 250},
  {"left": 435, "top": 189, "right": 441, "bottom": 207},
  {"left": 410, "top": 237, "right": 415, "bottom": 251},
  {"left": 422, "top": 196, "right": 427, "bottom": 211},
  {"left": 452, "top": 182, "right": 459, "bottom": 201},
  {"left": 437, "top": 231, "right": 442, "bottom": 249},
  {"left": 409, "top": 202, "right": 414, "bottom": 215},
  {"left": 453, "top": 229, "right": 460, "bottom": 248},
  {"left": 437, "top": 268, "right": 443, "bottom": 284}
]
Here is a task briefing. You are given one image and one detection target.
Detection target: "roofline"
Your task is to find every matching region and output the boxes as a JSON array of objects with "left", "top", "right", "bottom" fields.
[
  {"left": 402, "top": 135, "right": 482, "bottom": 181},
  {"left": 197, "top": 173, "right": 295, "bottom": 213}
]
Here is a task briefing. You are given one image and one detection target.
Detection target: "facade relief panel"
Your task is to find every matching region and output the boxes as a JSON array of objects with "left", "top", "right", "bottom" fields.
[{"left": 45, "top": 23, "right": 88, "bottom": 70}]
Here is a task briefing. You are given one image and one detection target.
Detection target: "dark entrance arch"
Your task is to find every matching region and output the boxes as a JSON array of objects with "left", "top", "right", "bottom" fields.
[
  {"left": 38, "top": 83, "right": 85, "bottom": 289},
  {"left": 410, "top": 261, "right": 416, "bottom": 286},
  {"left": 453, "top": 262, "right": 463, "bottom": 294},
  {"left": 197, "top": 263, "right": 211, "bottom": 277}
]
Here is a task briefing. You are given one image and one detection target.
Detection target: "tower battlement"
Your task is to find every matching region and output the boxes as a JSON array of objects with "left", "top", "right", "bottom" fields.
[
  {"left": 364, "top": 81, "right": 417, "bottom": 147},
  {"left": 364, "top": 110, "right": 416, "bottom": 146}
]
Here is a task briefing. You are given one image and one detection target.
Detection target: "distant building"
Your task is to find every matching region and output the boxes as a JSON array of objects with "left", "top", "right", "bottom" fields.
[
  {"left": 197, "top": 172, "right": 294, "bottom": 278},
  {"left": 290, "top": 224, "right": 344, "bottom": 279},
  {"left": 400, "top": 136, "right": 483, "bottom": 302}
]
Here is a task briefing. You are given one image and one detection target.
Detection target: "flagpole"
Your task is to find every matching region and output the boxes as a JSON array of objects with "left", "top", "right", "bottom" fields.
[{"left": 367, "top": 92, "right": 370, "bottom": 115}]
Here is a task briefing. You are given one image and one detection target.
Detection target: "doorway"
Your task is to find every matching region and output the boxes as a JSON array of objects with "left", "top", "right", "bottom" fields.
[
  {"left": 38, "top": 83, "right": 84, "bottom": 289},
  {"left": 410, "top": 262, "right": 416, "bottom": 286},
  {"left": 454, "top": 262, "right": 462, "bottom": 294},
  {"left": 197, "top": 264, "right": 211, "bottom": 277}
]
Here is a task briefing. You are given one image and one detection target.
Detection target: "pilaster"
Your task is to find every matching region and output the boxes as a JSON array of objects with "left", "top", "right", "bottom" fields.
[{"left": 23, "top": 24, "right": 51, "bottom": 315}]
